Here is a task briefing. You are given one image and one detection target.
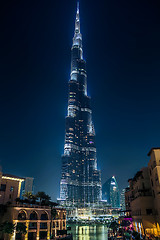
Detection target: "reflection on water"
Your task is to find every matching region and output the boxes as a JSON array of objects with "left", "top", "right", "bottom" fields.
[{"left": 68, "top": 223, "right": 108, "bottom": 240}]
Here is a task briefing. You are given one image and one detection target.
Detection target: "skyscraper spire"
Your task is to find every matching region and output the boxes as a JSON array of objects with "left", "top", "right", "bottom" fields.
[
  {"left": 77, "top": 2, "right": 79, "bottom": 14},
  {"left": 73, "top": 2, "right": 82, "bottom": 48},
  {"left": 75, "top": 2, "right": 80, "bottom": 30}
]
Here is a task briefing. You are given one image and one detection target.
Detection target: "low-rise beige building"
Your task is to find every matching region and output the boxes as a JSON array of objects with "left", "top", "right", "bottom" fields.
[
  {"left": 0, "top": 172, "right": 67, "bottom": 240},
  {"left": 125, "top": 148, "right": 160, "bottom": 237},
  {"left": 126, "top": 168, "right": 157, "bottom": 236},
  {"left": 0, "top": 204, "right": 66, "bottom": 240},
  {"left": 148, "top": 148, "right": 160, "bottom": 236},
  {"left": 0, "top": 173, "right": 24, "bottom": 205}
]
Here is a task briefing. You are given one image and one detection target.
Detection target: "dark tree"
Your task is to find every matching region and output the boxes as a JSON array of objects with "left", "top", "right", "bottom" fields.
[
  {"left": 16, "top": 222, "right": 27, "bottom": 235},
  {"left": 0, "top": 221, "right": 15, "bottom": 234}
]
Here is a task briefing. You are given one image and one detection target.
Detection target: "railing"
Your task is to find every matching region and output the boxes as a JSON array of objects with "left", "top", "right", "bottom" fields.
[{"left": 12, "top": 203, "right": 51, "bottom": 209}]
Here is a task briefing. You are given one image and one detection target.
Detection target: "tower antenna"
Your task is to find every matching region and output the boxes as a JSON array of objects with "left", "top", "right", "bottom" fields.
[{"left": 77, "top": 2, "right": 79, "bottom": 13}]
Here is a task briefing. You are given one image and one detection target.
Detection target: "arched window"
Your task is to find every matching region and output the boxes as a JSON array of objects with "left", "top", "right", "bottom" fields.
[
  {"left": 41, "top": 212, "right": 48, "bottom": 220},
  {"left": 30, "top": 211, "right": 38, "bottom": 220},
  {"left": 18, "top": 210, "right": 26, "bottom": 220}
]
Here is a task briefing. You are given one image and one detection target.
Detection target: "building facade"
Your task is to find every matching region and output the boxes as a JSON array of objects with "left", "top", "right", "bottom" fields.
[
  {"left": 102, "top": 176, "right": 120, "bottom": 208},
  {"left": 59, "top": 3, "right": 102, "bottom": 206},
  {"left": 148, "top": 148, "right": 160, "bottom": 235},
  {"left": 126, "top": 168, "right": 157, "bottom": 236},
  {"left": 0, "top": 172, "right": 67, "bottom": 240},
  {"left": 0, "top": 205, "right": 66, "bottom": 240},
  {"left": 20, "top": 177, "right": 34, "bottom": 199},
  {"left": 0, "top": 173, "right": 25, "bottom": 205},
  {"left": 0, "top": 172, "right": 34, "bottom": 204},
  {"left": 125, "top": 148, "right": 160, "bottom": 237},
  {"left": 120, "top": 188, "right": 126, "bottom": 211}
]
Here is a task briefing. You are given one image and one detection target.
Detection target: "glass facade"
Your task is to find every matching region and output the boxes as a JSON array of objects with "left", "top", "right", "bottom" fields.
[
  {"left": 20, "top": 177, "right": 34, "bottom": 199},
  {"left": 59, "top": 3, "right": 102, "bottom": 206},
  {"left": 120, "top": 188, "right": 126, "bottom": 210},
  {"left": 102, "top": 176, "right": 120, "bottom": 208}
]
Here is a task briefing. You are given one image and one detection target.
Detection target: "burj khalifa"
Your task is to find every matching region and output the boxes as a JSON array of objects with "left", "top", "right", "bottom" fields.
[{"left": 59, "top": 3, "right": 102, "bottom": 206}]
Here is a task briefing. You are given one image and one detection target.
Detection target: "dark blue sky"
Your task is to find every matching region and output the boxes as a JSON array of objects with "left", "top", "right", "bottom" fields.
[{"left": 1, "top": 0, "right": 160, "bottom": 200}]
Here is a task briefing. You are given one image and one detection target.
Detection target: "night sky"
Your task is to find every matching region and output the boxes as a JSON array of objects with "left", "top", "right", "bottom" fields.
[{"left": 1, "top": 0, "right": 160, "bottom": 201}]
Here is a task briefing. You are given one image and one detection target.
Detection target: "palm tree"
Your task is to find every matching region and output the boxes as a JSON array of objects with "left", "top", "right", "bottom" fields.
[
  {"left": 49, "top": 203, "right": 58, "bottom": 239},
  {"left": 16, "top": 223, "right": 27, "bottom": 239},
  {"left": 49, "top": 202, "right": 58, "bottom": 219},
  {"left": 0, "top": 221, "right": 15, "bottom": 240},
  {"left": 51, "top": 208, "right": 57, "bottom": 220},
  {"left": 22, "top": 192, "right": 35, "bottom": 200},
  {"left": 36, "top": 192, "right": 46, "bottom": 204},
  {"left": 36, "top": 192, "right": 51, "bottom": 205},
  {"left": 49, "top": 203, "right": 67, "bottom": 239},
  {"left": 42, "top": 194, "right": 51, "bottom": 206}
]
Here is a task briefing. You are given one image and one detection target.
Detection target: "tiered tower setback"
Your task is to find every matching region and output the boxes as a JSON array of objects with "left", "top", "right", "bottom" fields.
[{"left": 59, "top": 3, "right": 102, "bottom": 206}]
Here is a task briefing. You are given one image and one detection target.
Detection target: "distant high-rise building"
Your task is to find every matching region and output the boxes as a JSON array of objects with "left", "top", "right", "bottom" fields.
[
  {"left": 20, "top": 177, "right": 34, "bottom": 199},
  {"left": 120, "top": 188, "right": 126, "bottom": 210},
  {"left": 59, "top": 2, "right": 102, "bottom": 206},
  {"left": 102, "top": 176, "right": 120, "bottom": 208}
]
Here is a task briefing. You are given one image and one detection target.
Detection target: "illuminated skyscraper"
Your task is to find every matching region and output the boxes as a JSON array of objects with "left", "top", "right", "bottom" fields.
[
  {"left": 102, "top": 176, "right": 120, "bottom": 208},
  {"left": 20, "top": 177, "right": 34, "bottom": 199},
  {"left": 59, "top": 3, "right": 102, "bottom": 206},
  {"left": 120, "top": 188, "right": 126, "bottom": 210}
]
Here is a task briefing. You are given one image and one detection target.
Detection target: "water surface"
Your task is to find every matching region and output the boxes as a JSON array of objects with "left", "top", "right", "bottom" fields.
[{"left": 68, "top": 223, "right": 108, "bottom": 240}]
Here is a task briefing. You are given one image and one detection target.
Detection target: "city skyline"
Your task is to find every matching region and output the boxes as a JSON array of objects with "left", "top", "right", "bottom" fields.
[{"left": 1, "top": 0, "right": 160, "bottom": 201}]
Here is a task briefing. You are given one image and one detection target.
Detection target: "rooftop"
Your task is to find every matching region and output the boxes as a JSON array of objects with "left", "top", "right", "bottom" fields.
[
  {"left": 2, "top": 173, "right": 25, "bottom": 181},
  {"left": 147, "top": 147, "right": 160, "bottom": 156}
]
